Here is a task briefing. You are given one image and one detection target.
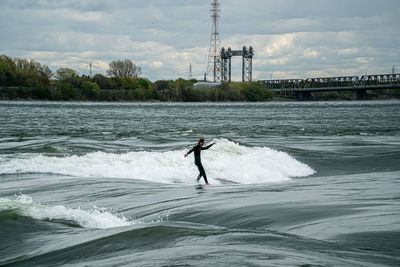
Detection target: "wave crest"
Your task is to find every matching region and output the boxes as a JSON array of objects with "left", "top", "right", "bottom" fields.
[
  {"left": 0, "top": 195, "right": 133, "bottom": 229},
  {"left": 0, "top": 139, "right": 315, "bottom": 184}
]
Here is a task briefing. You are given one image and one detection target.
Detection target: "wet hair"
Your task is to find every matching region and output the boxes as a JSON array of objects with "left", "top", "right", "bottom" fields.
[{"left": 198, "top": 138, "right": 205, "bottom": 145}]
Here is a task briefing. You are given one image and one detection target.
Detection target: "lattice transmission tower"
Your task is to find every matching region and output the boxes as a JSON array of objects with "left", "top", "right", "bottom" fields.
[
  {"left": 189, "top": 63, "right": 193, "bottom": 79},
  {"left": 206, "top": 0, "right": 221, "bottom": 82}
]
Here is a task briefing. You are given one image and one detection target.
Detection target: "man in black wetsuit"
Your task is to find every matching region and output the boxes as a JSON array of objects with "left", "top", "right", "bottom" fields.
[{"left": 184, "top": 138, "right": 216, "bottom": 185}]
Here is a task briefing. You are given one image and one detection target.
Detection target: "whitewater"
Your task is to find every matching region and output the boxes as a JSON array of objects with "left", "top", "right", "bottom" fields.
[
  {"left": 0, "top": 139, "right": 314, "bottom": 184},
  {"left": 0, "top": 194, "right": 134, "bottom": 229}
]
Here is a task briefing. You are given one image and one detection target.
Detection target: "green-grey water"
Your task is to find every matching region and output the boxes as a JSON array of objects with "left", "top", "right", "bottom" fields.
[{"left": 1, "top": 101, "right": 399, "bottom": 266}]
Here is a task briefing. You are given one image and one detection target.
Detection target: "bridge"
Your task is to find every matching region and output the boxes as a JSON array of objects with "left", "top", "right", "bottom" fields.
[{"left": 258, "top": 74, "right": 400, "bottom": 100}]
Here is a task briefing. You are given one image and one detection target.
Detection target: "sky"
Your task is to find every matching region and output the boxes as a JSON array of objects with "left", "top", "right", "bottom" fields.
[{"left": 1, "top": 0, "right": 399, "bottom": 81}]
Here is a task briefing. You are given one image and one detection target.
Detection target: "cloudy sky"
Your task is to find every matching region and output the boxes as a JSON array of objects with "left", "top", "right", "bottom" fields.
[{"left": 1, "top": 0, "right": 399, "bottom": 81}]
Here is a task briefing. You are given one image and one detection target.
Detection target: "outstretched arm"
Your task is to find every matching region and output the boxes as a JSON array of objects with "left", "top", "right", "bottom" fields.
[
  {"left": 184, "top": 147, "right": 194, "bottom": 158},
  {"left": 201, "top": 142, "right": 216, "bottom": 150}
]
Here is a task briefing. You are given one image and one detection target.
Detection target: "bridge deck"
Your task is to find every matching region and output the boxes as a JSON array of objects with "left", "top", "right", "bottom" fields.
[{"left": 270, "top": 84, "right": 400, "bottom": 93}]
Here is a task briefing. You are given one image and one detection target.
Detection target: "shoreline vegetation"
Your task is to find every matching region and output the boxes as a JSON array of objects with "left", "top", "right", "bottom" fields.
[{"left": 1, "top": 55, "right": 399, "bottom": 102}]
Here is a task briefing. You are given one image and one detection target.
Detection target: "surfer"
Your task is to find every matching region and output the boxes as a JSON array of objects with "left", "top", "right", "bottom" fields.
[{"left": 185, "top": 138, "right": 216, "bottom": 185}]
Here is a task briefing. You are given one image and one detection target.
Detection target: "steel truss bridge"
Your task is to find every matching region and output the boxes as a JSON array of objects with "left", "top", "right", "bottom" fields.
[{"left": 258, "top": 74, "right": 400, "bottom": 100}]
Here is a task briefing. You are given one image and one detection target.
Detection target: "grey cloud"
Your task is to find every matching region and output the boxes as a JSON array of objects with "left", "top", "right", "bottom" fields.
[{"left": 1, "top": 0, "right": 399, "bottom": 81}]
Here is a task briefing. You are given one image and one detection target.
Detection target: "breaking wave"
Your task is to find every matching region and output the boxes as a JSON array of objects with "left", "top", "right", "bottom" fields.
[
  {"left": 0, "top": 195, "right": 134, "bottom": 229},
  {"left": 0, "top": 139, "right": 315, "bottom": 184}
]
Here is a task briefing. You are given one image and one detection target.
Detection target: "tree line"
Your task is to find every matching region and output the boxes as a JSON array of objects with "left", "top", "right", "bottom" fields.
[{"left": 0, "top": 55, "right": 273, "bottom": 102}]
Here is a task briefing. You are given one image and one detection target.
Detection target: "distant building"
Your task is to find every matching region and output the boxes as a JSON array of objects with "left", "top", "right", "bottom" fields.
[{"left": 193, "top": 82, "right": 221, "bottom": 88}]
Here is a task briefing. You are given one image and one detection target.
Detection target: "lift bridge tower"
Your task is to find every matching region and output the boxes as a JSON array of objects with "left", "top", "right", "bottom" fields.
[{"left": 220, "top": 46, "right": 254, "bottom": 82}]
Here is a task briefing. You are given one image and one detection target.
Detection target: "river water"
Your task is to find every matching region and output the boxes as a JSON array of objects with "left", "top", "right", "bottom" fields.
[{"left": 0, "top": 101, "right": 399, "bottom": 266}]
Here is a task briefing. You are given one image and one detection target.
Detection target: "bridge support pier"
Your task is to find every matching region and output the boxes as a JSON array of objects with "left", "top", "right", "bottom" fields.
[
  {"left": 297, "top": 91, "right": 313, "bottom": 100},
  {"left": 353, "top": 89, "right": 367, "bottom": 100}
]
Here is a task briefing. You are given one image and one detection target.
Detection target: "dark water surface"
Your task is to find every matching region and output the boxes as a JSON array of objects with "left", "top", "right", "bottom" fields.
[{"left": 0, "top": 101, "right": 399, "bottom": 266}]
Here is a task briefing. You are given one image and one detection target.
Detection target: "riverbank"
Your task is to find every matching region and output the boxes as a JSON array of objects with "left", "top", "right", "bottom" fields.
[
  {"left": 0, "top": 81, "right": 274, "bottom": 102},
  {"left": 0, "top": 86, "right": 400, "bottom": 103}
]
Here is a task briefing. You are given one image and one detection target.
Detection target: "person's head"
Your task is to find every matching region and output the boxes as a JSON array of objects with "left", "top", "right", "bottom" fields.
[{"left": 198, "top": 138, "right": 205, "bottom": 146}]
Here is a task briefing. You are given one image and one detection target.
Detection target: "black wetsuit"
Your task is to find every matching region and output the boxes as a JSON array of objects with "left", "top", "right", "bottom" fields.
[{"left": 187, "top": 143, "right": 214, "bottom": 183}]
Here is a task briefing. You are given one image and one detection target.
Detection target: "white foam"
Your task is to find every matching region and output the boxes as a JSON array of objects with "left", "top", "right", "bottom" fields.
[
  {"left": 0, "top": 195, "right": 134, "bottom": 229},
  {"left": 0, "top": 139, "right": 315, "bottom": 185}
]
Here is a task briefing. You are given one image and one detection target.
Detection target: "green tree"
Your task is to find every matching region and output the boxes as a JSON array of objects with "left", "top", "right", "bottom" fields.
[
  {"left": 59, "top": 82, "right": 78, "bottom": 100},
  {"left": 14, "top": 58, "right": 52, "bottom": 88},
  {"left": 0, "top": 55, "right": 16, "bottom": 86},
  {"left": 154, "top": 80, "right": 169, "bottom": 93},
  {"left": 137, "top": 78, "right": 150, "bottom": 89},
  {"left": 92, "top": 74, "right": 111, "bottom": 89},
  {"left": 32, "top": 87, "right": 51, "bottom": 99},
  {"left": 55, "top": 67, "right": 80, "bottom": 93},
  {"left": 243, "top": 83, "right": 273, "bottom": 101},
  {"left": 55, "top": 68, "right": 78, "bottom": 83},
  {"left": 82, "top": 81, "right": 100, "bottom": 100},
  {"left": 218, "top": 82, "right": 230, "bottom": 101},
  {"left": 228, "top": 83, "right": 246, "bottom": 101},
  {"left": 121, "top": 77, "right": 137, "bottom": 90},
  {"left": 166, "top": 80, "right": 181, "bottom": 101}
]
